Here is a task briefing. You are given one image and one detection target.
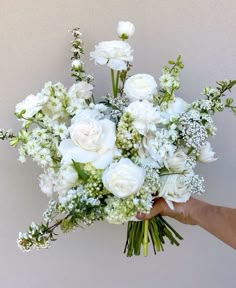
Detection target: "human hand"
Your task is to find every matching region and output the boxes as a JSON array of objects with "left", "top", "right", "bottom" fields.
[{"left": 136, "top": 197, "right": 197, "bottom": 225}]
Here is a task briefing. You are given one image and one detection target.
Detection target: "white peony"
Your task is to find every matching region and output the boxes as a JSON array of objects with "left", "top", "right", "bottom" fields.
[
  {"left": 90, "top": 40, "right": 133, "bottom": 71},
  {"left": 159, "top": 175, "right": 191, "bottom": 209},
  {"left": 59, "top": 117, "right": 117, "bottom": 169},
  {"left": 117, "top": 21, "right": 135, "bottom": 38},
  {"left": 124, "top": 74, "right": 157, "bottom": 101},
  {"left": 199, "top": 142, "right": 217, "bottom": 163},
  {"left": 68, "top": 82, "right": 93, "bottom": 100},
  {"left": 166, "top": 150, "right": 188, "bottom": 172},
  {"left": 126, "top": 100, "right": 161, "bottom": 135},
  {"left": 15, "top": 93, "right": 48, "bottom": 119},
  {"left": 102, "top": 158, "right": 145, "bottom": 198}
]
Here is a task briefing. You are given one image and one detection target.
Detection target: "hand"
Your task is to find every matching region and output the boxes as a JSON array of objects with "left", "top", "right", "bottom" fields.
[{"left": 136, "top": 197, "right": 197, "bottom": 225}]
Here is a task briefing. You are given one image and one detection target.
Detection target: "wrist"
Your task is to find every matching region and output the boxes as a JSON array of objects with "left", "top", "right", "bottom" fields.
[{"left": 187, "top": 197, "right": 209, "bottom": 226}]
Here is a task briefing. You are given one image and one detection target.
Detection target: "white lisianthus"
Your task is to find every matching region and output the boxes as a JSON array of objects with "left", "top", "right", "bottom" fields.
[
  {"left": 68, "top": 82, "right": 93, "bottom": 100},
  {"left": 166, "top": 150, "right": 188, "bottom": 172},
  {"left": 124, "top": 74, "right": 157, "bottom": 101},
  {"left": 15, "top": 93, "right": 48, "bottom": 119},
  {"left": 54, "top": 164, "right": 78, "bottom": 193},
  {"left": 102, "top": 158, "right": 145, "bottom": 198},
  {"left": 159, "top": 175, "right": 191, "bottom": 209},
  {"left": 164, "top": 97, "right": 189, "bottom": 119},
  {"left": 59, "top": 117, "right": 117, "bottom": 169},
  {"left": 199, "top": 142, "right": 217, "bottom": 163},
  {"left": 117, "top": 21, "right": 135, "bottom": 39},
  {"left": 126, "top": 100, "right": 161, "bottom": 135},
  {"left": 90, "top": 40, "right": 133, "bottom": 71}
]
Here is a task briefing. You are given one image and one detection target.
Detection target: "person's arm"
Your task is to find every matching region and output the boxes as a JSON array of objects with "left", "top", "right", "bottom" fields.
[{"left": 137, "top": 197, "right": 236, "bottom": 249}]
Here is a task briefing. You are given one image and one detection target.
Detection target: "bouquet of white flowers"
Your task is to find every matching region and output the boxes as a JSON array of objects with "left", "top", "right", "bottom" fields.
[{"left": 1, "top": 21, "right": 235, "bottom": 256}]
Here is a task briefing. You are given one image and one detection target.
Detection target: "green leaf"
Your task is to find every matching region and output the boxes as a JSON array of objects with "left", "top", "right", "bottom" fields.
[
  {"left": 72, "top": 160, "right": 89, "bottom": 181},
  {"left": 225, "top": 97, "right": 234, "bottom": 106}
]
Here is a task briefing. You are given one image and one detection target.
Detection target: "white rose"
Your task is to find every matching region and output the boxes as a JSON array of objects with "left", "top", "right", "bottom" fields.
[
  {"left": 15, "top": 93, "right": 48, "bottom": 119},
  {"left": 68, "top": 82, "right": 93, "bottom": 100},
  {"left": 199, "top": 142, "right": 217, "bottom": 163},
  {"left": 39, "top": 173, "right": 54, "bottom": 197},
  {"left": 117, "top": 21, "right": 135, "bottom": 38},
  {"left": 54, "top": 164, "right": 78, "bottom": 193},
  {"left": 102, "top": 158, "right": 145, "bottom": 198},
  {"left": 90, "top": 40, "right": 133, "bottom": 71},
  {"left": 164, "top": 97, "right": 188, "bottom": 119},
  {"left": 124, "top": 74, "right": 157, "bottom": 101},
  {"left": 166, "top": 150, "right": 188, "bottom": 172},
  {"left": 59, "top": 117, "right": 117, "bottom": 169},
  {"left": 126, "top": 100, "right": 161, "bottom": 135},
  {"left": 159, "top": 175, "right": 191, "bottom": 209}
]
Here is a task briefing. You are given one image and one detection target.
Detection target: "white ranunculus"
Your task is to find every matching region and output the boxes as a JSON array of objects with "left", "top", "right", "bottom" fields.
[
  {"left": 59, "top": 117, "right": 117, "bottom": 169},
  {"left": 68, "top": 82, "right": 93, "bottom": 100},
  {"left": 199, "top": 142, "right": 217, "bottom": 163},
  {"left": 39, "top": 173, "right": 54, "bottom": 197},
  {"left": 164, "top": 97, "right": 189, "bottom": 119},
  {"left": 159, "top": 175, "right": 191, "bottom": 209},
  {"left": 117, "top": 21, "right": 135, "bottom": 38},
  {"left": 166, "top": 150, "right": 188, "bottom": 172},
  {"left": 102, "top": 158, "right": 145, "bottom": 198},
  {"left": 90, "top": 40, "right": 133, "bottom": 71},
  {"left": 54, "top": 164, "right": 78, "bottom": 193},
  {"left": 126, "top": 100, "right": 161, "bottom": 135},
  {"left": 15, "top": 93, "right": 48, "bottom": 119},
  {"left": 124, "top": 74, "right": 157, "bottom": 101}
]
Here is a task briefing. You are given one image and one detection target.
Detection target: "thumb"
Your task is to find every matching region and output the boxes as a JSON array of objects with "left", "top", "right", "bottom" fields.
[{"left": 136, "top": 198, "right": 166, "bottom": 220}]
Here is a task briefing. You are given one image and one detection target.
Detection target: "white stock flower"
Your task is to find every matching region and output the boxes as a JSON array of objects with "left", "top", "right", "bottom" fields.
[
  {"left": 159, "top": 175, "right": 191, "bottom": 209},
  {"left": 159, "top": 73, "right": 175, "bottom": 90},
  {"left": 126, "top": 100, "right": 161, "bottom": 135},
  {"left": 166, "top": 150, "right": 188, "bottom": 172},
  {"left": 15, "top": 94, "right": 48, "bottom": 119},
  {"left": 124, "top": 74, "right": 157, "bottom": 101},
  {"left": 90, "top": 40, "right": 133, "bottom": 71},
  {"left": 199, "top": 142, "right": 217, "bottom": 163},
  {"left": 102, "top": 158, "right": 145, "bottom": 198},
  {"left": 117, "top": 21, "right": 135, "bottom": 38},
  {"left": 68, "top": 82, "right": 93, "bottom": 100},
  {"left": 71, "top": 59, "right": 83, "bottom": 69},
  {"left": 59, "top": 117, "right": 117, "bottom": 169}
]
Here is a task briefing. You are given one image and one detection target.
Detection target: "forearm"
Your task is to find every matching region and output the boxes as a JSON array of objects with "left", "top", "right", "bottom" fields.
[{"left": 189, "top": 198, "right": 236, "bottom": 249}]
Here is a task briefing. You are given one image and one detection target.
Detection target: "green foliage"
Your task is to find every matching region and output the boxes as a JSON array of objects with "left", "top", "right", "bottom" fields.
[{"left": 72, "top": 160, "right": 90, "bottom": 181}]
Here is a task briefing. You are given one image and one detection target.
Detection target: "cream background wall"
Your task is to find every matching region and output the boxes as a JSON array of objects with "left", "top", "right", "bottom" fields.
[{"left": 0, "top": 1, "right": 235, "bottom": 287}]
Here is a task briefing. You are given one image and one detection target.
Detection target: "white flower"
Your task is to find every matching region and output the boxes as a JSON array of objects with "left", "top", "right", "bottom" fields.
[
  {"left": 117, "top": 21, "right": 135, "bottom": 38},
  {"left": 126, "top": 100, "right": 161, "bottom": 135},
  {"left": 71, "top": 59, "right": 83, "bottom": 69},
  {"left": 199, "top": 142, "right": 217, "bottom": 163},
  {"left": 39, "top": 173, "right": 55, "bottom": 197},
  {"left": 54, "top": 164, "right": 78, "bottom": 193},
  {"left": 90, "top": 40, "right": 133, "bottom": 71},
  {"left": 102, "top": 158, "right": 145, "bottom": 198},
  {"left": 59, "top": 117, "right": 117, "bottom": 169},
  {"left": 164, "top": 97, "right": 188, "bottom": 119},
  {"left": 68, "top": 82, "right": 93, "bottom": 100},
  {"left": 124, "top": 74, "right": 157, "bottom": 101},
  {"left": 166, "top": 150, "right": 188, "bottom": 172},
  {"left": 159, "top": 73, "right": 175, "bottom": 89},
  {"left": 15, "top": 94, "right": 48, "bottom": 119},
  {"left": 159, "top": 175, "right": 191, "bottom": 209},
  {"left": 71, "top": 107, "right": 103, "bottom": 124}
]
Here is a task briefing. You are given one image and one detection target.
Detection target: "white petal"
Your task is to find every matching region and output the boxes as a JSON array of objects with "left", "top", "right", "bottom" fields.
[
  {"left": 108, "top": 59, "right": 126, "bottom": 71},
  {"left": 92, "top": 149, "right": 114, "bottom": 169}
]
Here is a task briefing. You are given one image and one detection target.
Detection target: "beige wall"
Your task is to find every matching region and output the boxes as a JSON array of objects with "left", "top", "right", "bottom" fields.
[{"left": 0, "top": 0, "right": 236, "bottom": 287}]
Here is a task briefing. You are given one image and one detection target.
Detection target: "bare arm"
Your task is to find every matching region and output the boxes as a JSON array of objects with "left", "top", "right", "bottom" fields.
[{"left": 137, "top": 197, "right": 236, "bottom": 249}]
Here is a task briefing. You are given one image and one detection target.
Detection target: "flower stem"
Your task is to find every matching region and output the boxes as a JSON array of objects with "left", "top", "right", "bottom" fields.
[
  {"left": 110, "top": 69, "right": 117, "bottom": 97},
  {"left": 115, "top": 71, "right": 120, "bottom": 95},
  {"left": 143, "top": 219, "right": 149, "bottom": 256}
]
